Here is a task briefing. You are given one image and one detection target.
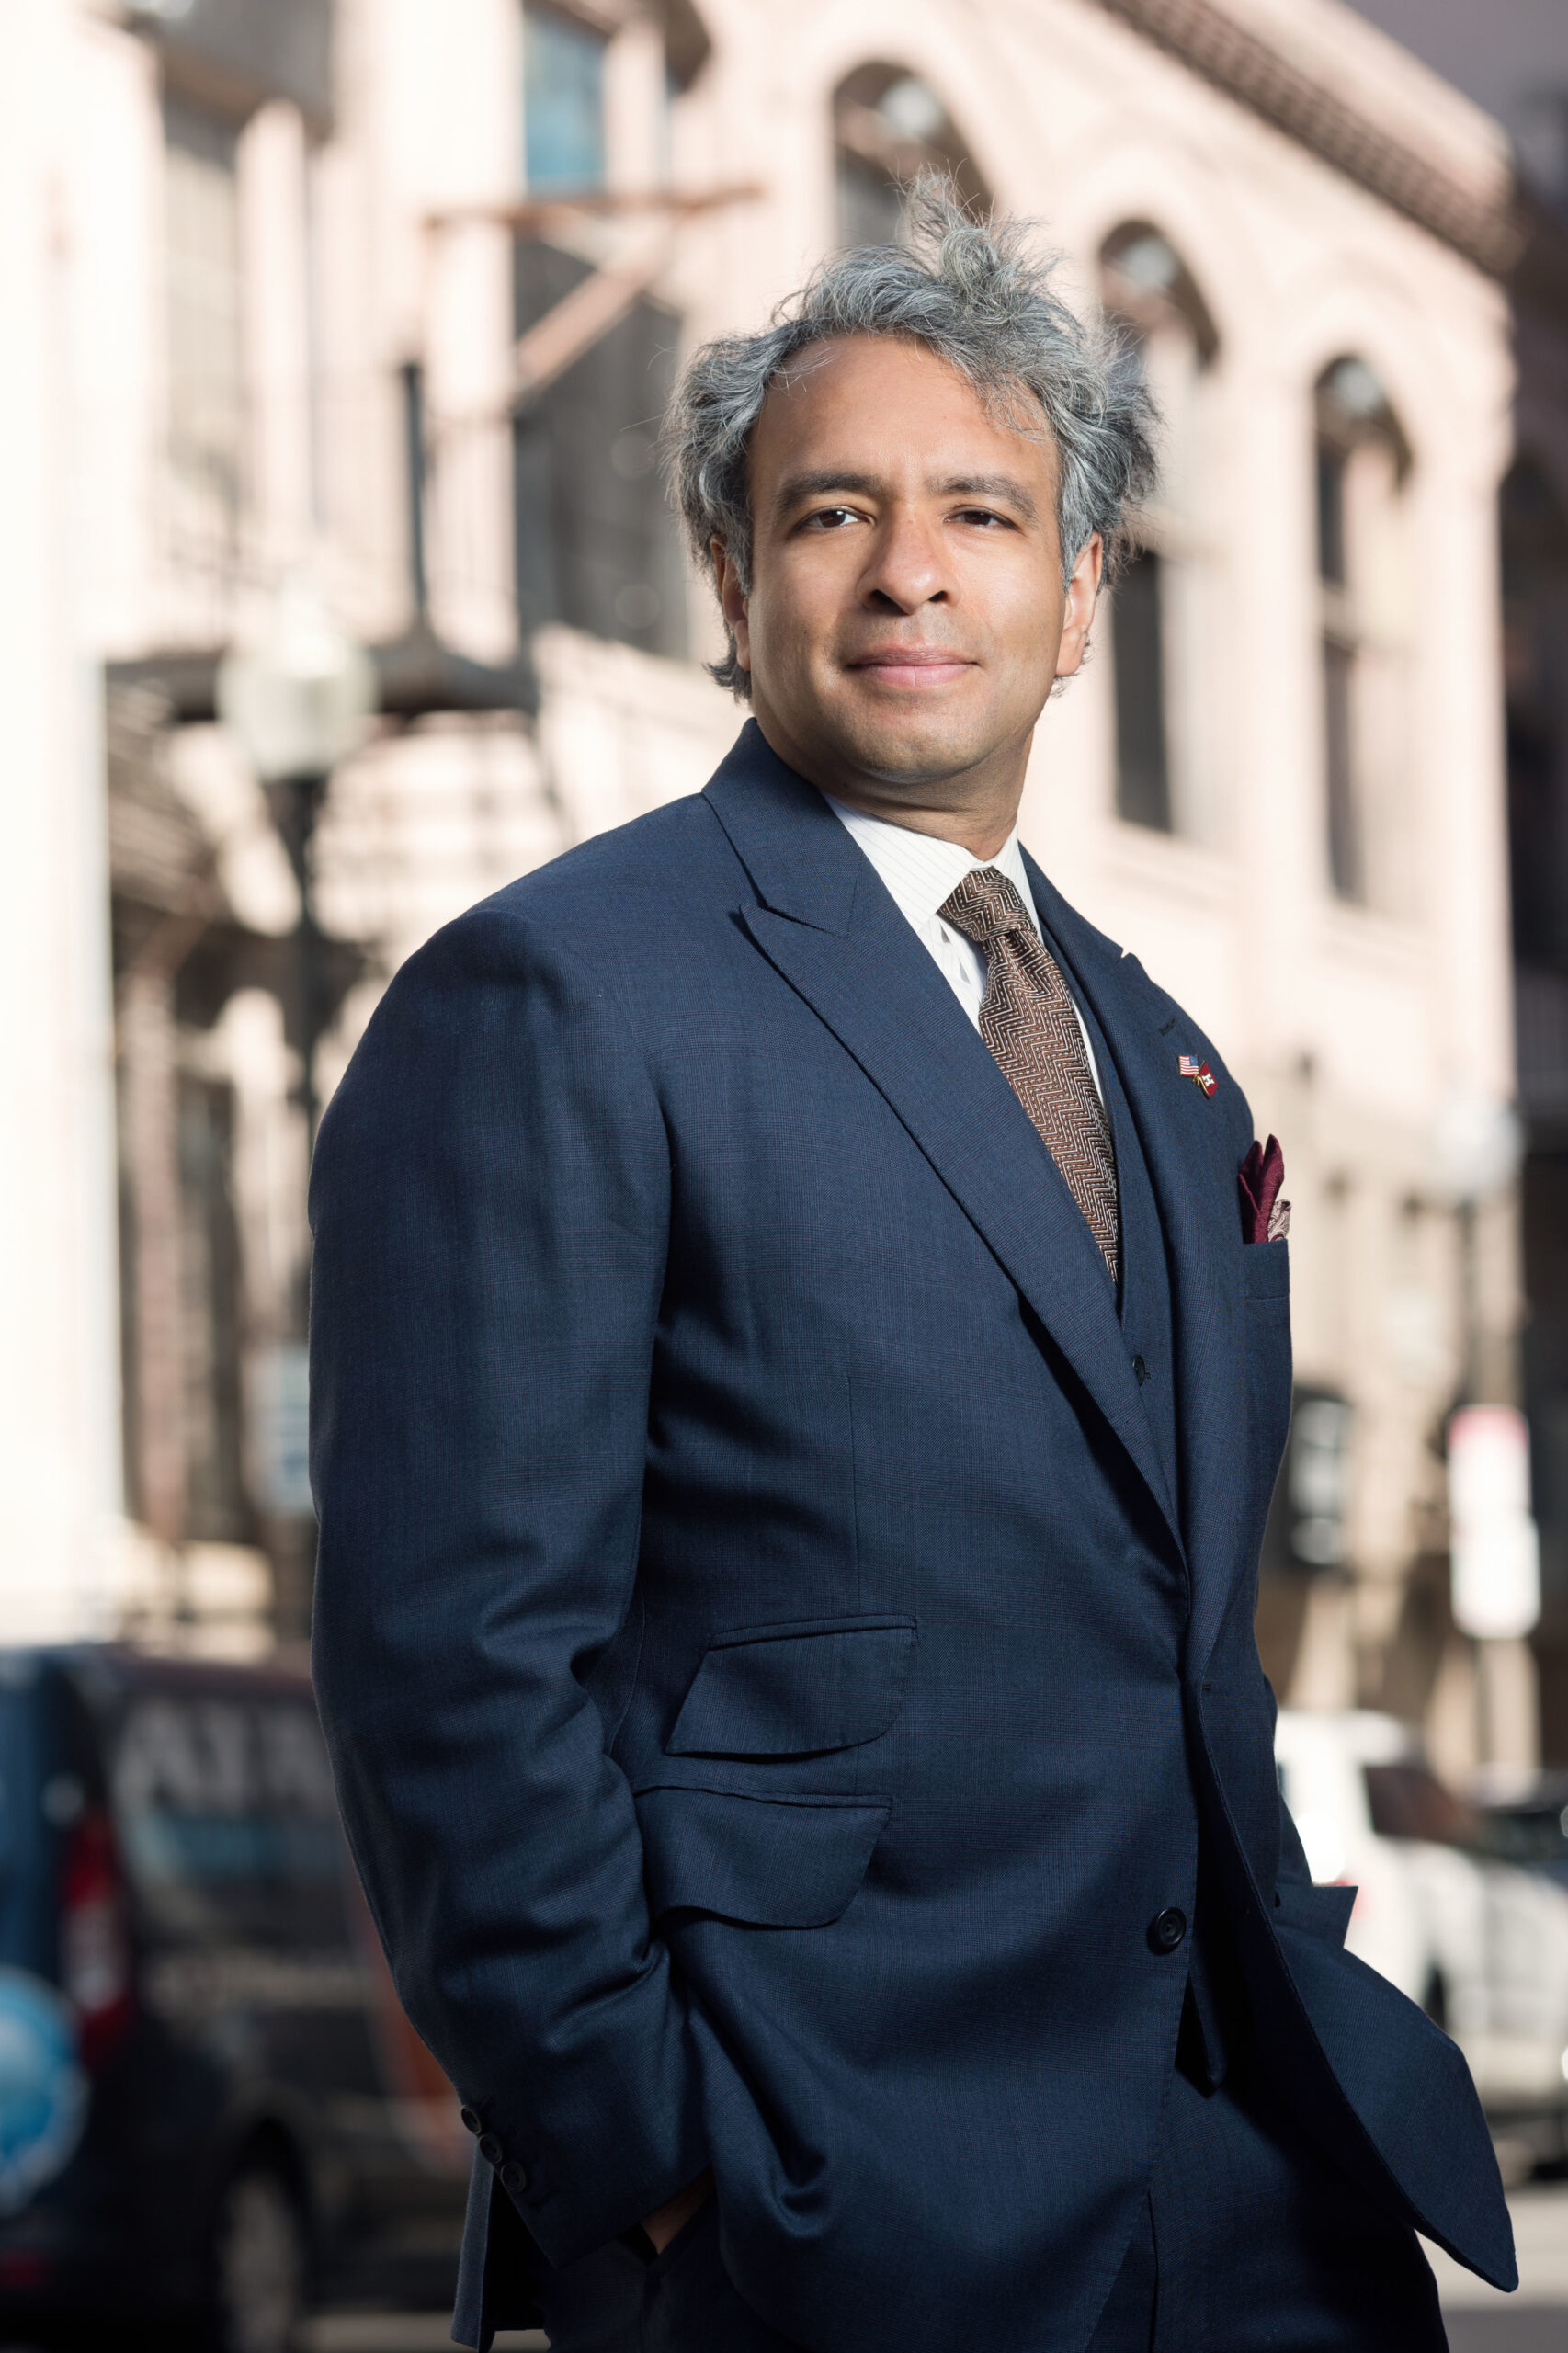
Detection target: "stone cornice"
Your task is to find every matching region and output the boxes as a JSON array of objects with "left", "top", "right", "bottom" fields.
[{"left": 1085, "top": 0, "right": 1522, "bottom": 276}]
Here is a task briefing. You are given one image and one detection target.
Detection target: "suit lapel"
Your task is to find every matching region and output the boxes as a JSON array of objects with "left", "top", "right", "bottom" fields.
[
  {"left": 1023, "top": 853, "right": 1250, "bottom": 1670},
  {"left": 706, "top": 731, "right": 1181, "bottom": 1558}
]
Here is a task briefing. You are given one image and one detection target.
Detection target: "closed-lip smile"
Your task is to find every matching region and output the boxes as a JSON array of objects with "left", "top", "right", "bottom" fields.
[{"left": 847, "top": 646, "right": 975, "bottom": 687}]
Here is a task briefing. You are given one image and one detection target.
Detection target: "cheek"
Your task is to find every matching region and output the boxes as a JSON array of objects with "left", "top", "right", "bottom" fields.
[
  {"left": 749, "top": 557, "right": 844, "bottom": 665},
  {"left": 951, "top": 538, "right": 1062, "bottom": 643},
  {"left": 983, "top": 602, "right": 1063, "bottom": 710},
  {"left": 998, "top": 560, "right": 1065, "bottom": 648}
]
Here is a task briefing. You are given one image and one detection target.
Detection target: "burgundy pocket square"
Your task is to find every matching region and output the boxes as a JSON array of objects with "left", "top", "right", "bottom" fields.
[{"left": 1239, "top": 1137, "right": 1290, "bottom": 1244}]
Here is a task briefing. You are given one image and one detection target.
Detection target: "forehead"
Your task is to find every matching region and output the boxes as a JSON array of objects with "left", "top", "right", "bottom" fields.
[{"left": 750, "top": 334, "right": 1056, "bottom": 494}]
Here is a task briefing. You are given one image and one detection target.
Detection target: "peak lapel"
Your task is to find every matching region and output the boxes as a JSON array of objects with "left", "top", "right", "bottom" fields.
[
  {"left": 707, "top": 734, "right": 1180, "bottom": 1556},
  {"left": 1022, "top": 855, "right": 1249, "bottom": 1670}
]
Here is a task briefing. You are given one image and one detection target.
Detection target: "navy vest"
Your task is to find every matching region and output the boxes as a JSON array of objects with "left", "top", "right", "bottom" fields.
[{"left": 1049, "top": 926, "right": 1237, "bottom": 2087}]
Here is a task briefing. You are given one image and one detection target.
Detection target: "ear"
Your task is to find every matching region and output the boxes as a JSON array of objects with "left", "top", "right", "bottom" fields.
[
  {"left": 1054, "top": 532, "right": 1103, "bottom": 680},
  {"left": 712, "top": 539, "right": 752, "bottom": 675}
]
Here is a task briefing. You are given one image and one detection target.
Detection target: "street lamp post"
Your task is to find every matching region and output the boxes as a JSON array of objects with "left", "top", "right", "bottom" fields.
[
  {"left": 267, "top": 769, "right": 332, "bottom": 1142},
  {"left": 217, "top": 577, "right": 375, "bottom": 1144},
  {"left": 217, "top": 580, "right": 374, "bottom": 1646}
]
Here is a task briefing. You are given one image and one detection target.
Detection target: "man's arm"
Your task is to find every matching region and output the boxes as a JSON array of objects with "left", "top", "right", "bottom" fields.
[{"left": 310, "top": 900, "right": 708, "bottom": 2267}]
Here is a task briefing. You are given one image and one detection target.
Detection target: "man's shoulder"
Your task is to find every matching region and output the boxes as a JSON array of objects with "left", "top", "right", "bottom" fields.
[
  {"left": 486, "top": 790, "right": 734, "bottom": 932},
  {"left": 324, "top": 791, "right": 744, "bottom": 1134},
  {"left": 413, "top": 789, "right": 741, "bottom": 980}
]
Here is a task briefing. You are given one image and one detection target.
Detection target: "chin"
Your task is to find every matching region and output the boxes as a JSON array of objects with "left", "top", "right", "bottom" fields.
[{"left": 834, "top": 710, "right": 993, "bottom": 788}]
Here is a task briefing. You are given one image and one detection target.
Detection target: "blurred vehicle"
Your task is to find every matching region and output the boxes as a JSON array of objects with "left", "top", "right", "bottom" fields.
[
  {"left": 1473, "top": 1770, "right": 1568, "bottom": 1894},
  {"left": 1274, "top": 1710, "right": 1568, "bottom": 2157},
  {"left": 0, "top": 1646, "right": 470, "bottom": 2351}
]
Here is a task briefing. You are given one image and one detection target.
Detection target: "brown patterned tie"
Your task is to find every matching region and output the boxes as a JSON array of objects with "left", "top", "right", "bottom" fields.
[{"left": 939, "top": 868, "right": 1119, "bottom": 1279}]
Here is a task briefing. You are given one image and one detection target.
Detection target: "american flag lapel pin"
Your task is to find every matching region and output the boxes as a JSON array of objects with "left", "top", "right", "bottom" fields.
[{"left": 1178, "top": 1054, "right": 1218, "bottom": 1097}]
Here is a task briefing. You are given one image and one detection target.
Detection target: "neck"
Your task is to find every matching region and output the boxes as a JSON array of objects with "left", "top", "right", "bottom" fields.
[
  {"left": 824, "top": 783, "right": 1019, "bottom": 860},
  {"left": 752, "top": 710, "right": 1029, "bottom": 861}
]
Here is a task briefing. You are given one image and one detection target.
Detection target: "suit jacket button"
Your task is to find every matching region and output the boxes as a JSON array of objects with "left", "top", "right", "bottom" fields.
[
  {"left": 478, "top": 2133, "right": 505, "bottom": 2165},
  {"left": 1132, "top": 1354, "right": 1149, "bottom": 1385},
  {"left": 1150, "top": 1907, "right": 1187, "bottom": 1953},
  {"left": 499, "top": 2160, "right": 529, "bottom": 2194},
  {"left": 460, "top": 2107, "right": 483, "bottom": 2135}
]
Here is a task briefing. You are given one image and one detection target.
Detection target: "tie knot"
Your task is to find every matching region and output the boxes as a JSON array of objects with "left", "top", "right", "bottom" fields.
[{"left": 938, "top": 866, "right": 1032, "bottom": 948}]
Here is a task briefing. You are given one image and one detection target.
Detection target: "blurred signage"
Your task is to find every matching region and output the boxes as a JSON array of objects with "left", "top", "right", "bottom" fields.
[
  {"left": 249, "top": 1343, "right": 312, "bottom": 1517},
  {"left": 1267, "top": 1389, "right": 1355, "bottom": 1572},
  {"left": 1449, "top": 1404, "right": 1540, "bottom": 1641}
]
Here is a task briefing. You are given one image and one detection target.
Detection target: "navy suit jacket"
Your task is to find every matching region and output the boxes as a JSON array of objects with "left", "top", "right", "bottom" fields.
[{"left": 310, "top": 723, "right": 1513, "bottom": 2353}]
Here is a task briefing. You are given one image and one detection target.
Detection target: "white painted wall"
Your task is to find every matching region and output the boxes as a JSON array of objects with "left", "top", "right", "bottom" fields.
[{"left": 0, "top": 0, "right": 125, "bottom": 1638}]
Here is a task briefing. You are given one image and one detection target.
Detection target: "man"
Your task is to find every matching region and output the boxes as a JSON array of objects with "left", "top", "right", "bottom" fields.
[{"left": 311, "top": 192, "right": 1514, "bottom": 2352}]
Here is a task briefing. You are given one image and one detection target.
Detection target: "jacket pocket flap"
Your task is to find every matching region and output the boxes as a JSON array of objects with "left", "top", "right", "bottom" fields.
[
  {"left": 636, "top": 1787, "right": 889, "bottom": 1927},
  {"left": 667, "top": 1616, "right": 916, "bottom": 1756},
  {"left": 1276, "top": 1876, "right": 1356, "bottom": 1947},
  {"left": 1242, "top": 1238, "right": 1290, "bottom": 1300}
]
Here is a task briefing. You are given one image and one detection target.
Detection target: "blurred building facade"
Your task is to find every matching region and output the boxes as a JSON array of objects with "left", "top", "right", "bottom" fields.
[
  {"left": 1, "top": 0, "right": 1529, "bottom": 1767},
  {"left": 1343, "top": 0, "right": 1568, "bottom": 1772}
]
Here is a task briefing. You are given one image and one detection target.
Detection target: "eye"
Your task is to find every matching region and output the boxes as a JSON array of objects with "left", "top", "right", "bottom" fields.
[
  {"left": 801, "top": 506, "right": 863, "bottom": 532},
  {"left": 951, "top": 506, "right": 1013, "bottom": 529}
]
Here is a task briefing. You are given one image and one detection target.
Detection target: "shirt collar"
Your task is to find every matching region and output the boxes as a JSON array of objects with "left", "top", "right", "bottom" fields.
[{"left": 824, "top": 796, "right": 1040, "bottom": 936}]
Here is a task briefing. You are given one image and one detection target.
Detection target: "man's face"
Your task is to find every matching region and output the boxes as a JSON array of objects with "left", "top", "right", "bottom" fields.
[{"left": 717, "top": 334, "right": 1099, "bottom": 815}]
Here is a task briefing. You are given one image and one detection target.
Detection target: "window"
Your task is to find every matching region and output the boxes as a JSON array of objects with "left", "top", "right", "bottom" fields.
[
  {"left": 1313, "top": 358, "right": 1413, "bottom": 911},
  {"left": 1111, "top": 551, "right": 1170, "bottom": 831},
  {"left": 1363, "top": 1762, "right": 1482, "bottom": 1851},
  {"left": 1475, "top": 1800, "right": 1568, "bottom": 1869},
  {"left": 163, "top": 97, "right": 246, "bottom": 565},
  {"left": 1100, "top": 226, "right": 1221, "bottom": 841},
  {"left": 523, "top": 3, "right": 608, "bottom": 192},
  {"left": 177, "top": 1077, "right": 246, "bottom": 1543},
  {"left": 662, "top": 0, "right": 710, "bottom": 96},
  {"left": 109, "top": 1690, "right": 350, "bottom": 1949},
  {"left": 1323, "top": 634, "right": 1356, "bottom": 900},
  {"left": 513, "top": 242, "right": 686, "bottom": 655},
  {"left": 1501, "top": 459, "right": 1568, "bottom": 971},
  {"left": 130, "top": 0, "right": 335, "bottom": 129},
  {"left": 832, "top": 64, "right": 989, "bottom": 251},
  {"left": 1317, "top": 443, "right": 1347, "bottom": 589}
]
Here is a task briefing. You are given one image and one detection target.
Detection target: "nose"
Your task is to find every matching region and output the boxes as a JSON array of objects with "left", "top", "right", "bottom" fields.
[{"left": 858, "top": 506, "right": 949, "bottom": 615}]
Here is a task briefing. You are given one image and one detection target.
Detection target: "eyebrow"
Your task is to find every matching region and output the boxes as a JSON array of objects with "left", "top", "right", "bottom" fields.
[
  {"left": 932, "top": 473, "right": 1039, "bottom": 520},
  {"left": 770, "top": 469, "right": 881, "bottom": 519},
  {"left": 770, "top": 468, "right": 1040, "bottom": 523}
]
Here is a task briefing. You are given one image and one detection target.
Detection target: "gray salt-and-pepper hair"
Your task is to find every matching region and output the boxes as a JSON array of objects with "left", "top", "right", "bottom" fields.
[{"left": 662, "top": 179, "right": 1159, "bottom": 698}]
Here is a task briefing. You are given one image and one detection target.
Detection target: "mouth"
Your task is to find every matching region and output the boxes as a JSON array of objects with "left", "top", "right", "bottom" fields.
[{"left": 846, "top": 648, "right": 975, "bottom": 690}]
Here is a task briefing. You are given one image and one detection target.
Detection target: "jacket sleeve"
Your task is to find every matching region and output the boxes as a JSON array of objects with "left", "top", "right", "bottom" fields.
[{"left": 309, "top": 899, "right": 707, "bottom": 2266}]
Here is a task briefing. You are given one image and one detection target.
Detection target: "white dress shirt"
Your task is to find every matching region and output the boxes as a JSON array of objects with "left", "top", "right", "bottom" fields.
[{"left": 825, "top": 797, "right": 1104, "bottom": 1101}]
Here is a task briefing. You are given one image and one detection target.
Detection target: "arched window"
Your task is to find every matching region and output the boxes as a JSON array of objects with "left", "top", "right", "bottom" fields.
[
  {"left": 1099, "top": 225, "right": 1220, "bottom": 841},
  {"left": 832, "top": 64, "right": 990, "bottom": 250},
  {"left": 1501, "top": 458, "right": 1568, "bottom": 974},
  {"left": 1313, "top": 358, "right": 1413, "bottom": 910}
]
